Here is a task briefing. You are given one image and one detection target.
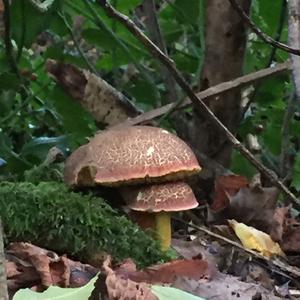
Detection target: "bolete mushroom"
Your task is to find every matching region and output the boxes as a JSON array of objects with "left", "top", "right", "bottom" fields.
[
  {"left": 121, "top": 181, "right": 198, "bottom": 250},
  {"left": 64, "top": 126, "right": 201, "bottom": 187},
  {"left": 64, "top": 125, "right": 201, "bottom": 250}
]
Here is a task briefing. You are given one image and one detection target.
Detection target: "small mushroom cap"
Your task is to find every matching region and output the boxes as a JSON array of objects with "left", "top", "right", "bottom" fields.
[
  {"left": 121, "top": 181, "right": 199, "bottom": 212},
  {"left": 64, "top": 126, "right": 201, "bottom": 187}
]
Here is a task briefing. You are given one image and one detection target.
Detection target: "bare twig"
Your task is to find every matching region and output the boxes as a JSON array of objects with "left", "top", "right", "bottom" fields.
[
  {"left": 58, "top": 12, "right": 99, "bottom": 75},
  {"left": 228, "top": 0, "right": 300, "bottom": 56},
  {"left": 98, "top": 1, "right": 300, "bottom": 208},
  {"left": 174, "top": 217, "right": 300, "bottom": 279},
  {"left": 3, "top": 0, "right": 19, "bottom": 76},
  {"left": 118, "top": 61, "right": 291, "bottom": 127},
  {"left": 288, "top": 0, "right": 300, "bottom": 99}
]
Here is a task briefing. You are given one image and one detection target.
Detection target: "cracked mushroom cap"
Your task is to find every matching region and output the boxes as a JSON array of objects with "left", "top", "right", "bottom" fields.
[
  {"left": 64, "top": 125, "right": 201, "bottom": 187},
  {"left": 120, "top": 181, "right": 199, "bottom": 212}
]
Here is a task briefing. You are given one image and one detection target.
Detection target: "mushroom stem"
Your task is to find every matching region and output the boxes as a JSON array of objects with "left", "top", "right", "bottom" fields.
[{"left": 155, "top": 212, "right": 171, "bottom": 251}]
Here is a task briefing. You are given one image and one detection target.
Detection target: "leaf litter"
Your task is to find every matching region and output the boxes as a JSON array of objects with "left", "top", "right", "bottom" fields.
[{"left": 7, "top": 173, "right": 300, "bottom": 299}]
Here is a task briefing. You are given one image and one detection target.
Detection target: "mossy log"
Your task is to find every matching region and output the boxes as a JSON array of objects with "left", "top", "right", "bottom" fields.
[{"left": 0, "top": 181, "right": 168, "bottom": 267}]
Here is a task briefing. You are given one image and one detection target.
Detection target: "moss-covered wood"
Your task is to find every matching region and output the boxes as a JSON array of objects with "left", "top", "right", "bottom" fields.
[{"left": 0, "top": 181, "right": 168, "bottom": 267}]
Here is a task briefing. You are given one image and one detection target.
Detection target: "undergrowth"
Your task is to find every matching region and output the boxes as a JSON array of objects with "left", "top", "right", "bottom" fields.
[{"left": 0, "top": 181, "right": 171, "bottom": 267}]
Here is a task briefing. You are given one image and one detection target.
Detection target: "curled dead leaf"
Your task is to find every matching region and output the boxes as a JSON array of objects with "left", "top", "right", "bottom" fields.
[{"left": 228, "top": 220, "right": 284, "bottom": 257}]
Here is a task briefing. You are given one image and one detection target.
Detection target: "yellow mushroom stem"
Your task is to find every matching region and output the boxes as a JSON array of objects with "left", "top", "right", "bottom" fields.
[
  {"left": 129, "top": 210, "right": 171, "bottom": 251},
  {"left": 155, "top": 212, "right": 171, "bottom": 251}
]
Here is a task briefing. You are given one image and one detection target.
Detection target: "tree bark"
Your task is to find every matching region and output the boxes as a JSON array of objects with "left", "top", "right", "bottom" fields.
[{"left": 288, "top": 0, "right": 300, "bottom": 100}]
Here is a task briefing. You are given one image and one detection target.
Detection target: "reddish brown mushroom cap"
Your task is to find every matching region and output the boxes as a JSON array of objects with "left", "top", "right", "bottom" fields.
[
  {"left": 64, "top": 126, "right": 201, "bottom": 187},
  {"left": 121, "top": 181, "right": 199, "bottom": 212}
]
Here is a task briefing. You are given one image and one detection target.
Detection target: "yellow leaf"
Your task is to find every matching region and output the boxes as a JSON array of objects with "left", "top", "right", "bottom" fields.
[{"left": 228, "top": 219, "right": 284, "bottom": 257}]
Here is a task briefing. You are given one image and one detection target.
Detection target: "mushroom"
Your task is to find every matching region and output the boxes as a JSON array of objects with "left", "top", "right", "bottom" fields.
[
  {"left": 64, "top": 125, "right": 201, "bottom": 250},
  {"left": 120, "top": 181, "right": 198, "bottom": 251},
  {"left": 64, "top": 126, "right": 201, "bottom": 187}
]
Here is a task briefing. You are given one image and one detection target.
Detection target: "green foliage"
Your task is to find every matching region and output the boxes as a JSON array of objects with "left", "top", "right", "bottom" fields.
[
  {"left": 0, "top": 0, "right": 204, "bottom": 177},
  {"left": 0, "top": 181, "right": 169, "bottom": 267},
  {"left": 231, "top": 0, "right": 300, "bottom": 184},
  {"left": 1, "top": 0, "right": 299, "bottom": 194},
  {"left": 13, "top": 275, "right": 98, "bottom": 300},
  {"left": 13, "top": 275, "right": 205, "bottom": 300}
]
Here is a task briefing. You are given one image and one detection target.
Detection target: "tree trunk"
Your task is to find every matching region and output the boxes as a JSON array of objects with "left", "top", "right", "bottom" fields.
[{"left": 178, "top": 0, "right": 251, "bottom": 168}]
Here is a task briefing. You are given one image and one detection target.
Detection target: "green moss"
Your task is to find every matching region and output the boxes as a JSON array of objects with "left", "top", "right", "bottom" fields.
[{"left": 0, "top": 181, "right": 170, "bottom": 267}]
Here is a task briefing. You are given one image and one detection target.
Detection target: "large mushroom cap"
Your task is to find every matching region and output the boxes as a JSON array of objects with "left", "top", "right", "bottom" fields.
[
  {"left": 121, "top": 181, "right": 199, "bottom": 212},
  {"left": 64, "top": 144, "right": 90, "bottom": 185},
  {"left": 64, "top": 126, "right": 201, "bottom": 187}
]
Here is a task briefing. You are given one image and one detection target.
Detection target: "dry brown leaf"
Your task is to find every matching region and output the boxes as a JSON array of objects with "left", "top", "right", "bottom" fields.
[
  {"left": 210, "top": 174, "right": 248, "bottom": 211},
  {"left": 228, "top": 220, "right": 284, "bottom": 257},
  {"left": 103, "top": 256, "right": 157, "bottom": 300},
  {"left": 281, "top": 221, "right": 300, "bottom": 254},
  {"left": 269, "top": 206, "right": 291, "bottom": 242},
  {"left": 6, "top": 242, "right": 98, "bottom": 293},
  {"left": 208, "top": 174, "right": 280, "bottom": 234},
  {"left": 7, "top": 242, "right": 68, "bottom": 287},
  {"left": 172, "top": 273, "right": 281, "bottom": 300},
  {"left": 228, "top": 186, "right": 279, "bottom": 232},
  {"left": 114, "top": 256, "right": 216, "bottom": 284}
]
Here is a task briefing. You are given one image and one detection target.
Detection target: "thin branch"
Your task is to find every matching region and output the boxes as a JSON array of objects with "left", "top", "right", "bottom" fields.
[
  {"left": 3, "top": 0, "right": 19, "bottom": 76},
  {"left": 174, "top": 217, "right": 300, "bottom": 279},
  {"left": 228, "top": 0, "right": 300, "bottom": 56},
  {"left": 117, "top": 61, "right": 291, "bottom": 126},
  {"left": 58, "top": 12, "right": 99, "bottom": 75},
  {"left": 98, "top": 1, "right": 300, "bottom": 208}
]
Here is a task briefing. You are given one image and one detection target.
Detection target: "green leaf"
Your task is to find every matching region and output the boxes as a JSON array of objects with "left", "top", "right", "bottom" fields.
[
  {"left": 173, "top": 0, "right": 200, "bottom": 26},
  {"left": 47, "top": 86, "right": 95, "bottom": 145},
  {"left": 116, "top": 0, "right": 142, "bottom": 13},
  {"left": 13, "top": 274, "right": 98, "bottom": 300},
  {"left": 231, "top": 150, "right": 257, "bottom": 179},
  {"left": 20, "top": 136, "right": 67, "bottom": 162},
  {"left": 151, "top": 285, "right": 206, "bottom": 300},
  {"left": 260, "top": 124, "right": 282, "bottom": 155},
  {"left": 0, "top": 73, "right": 21, "bottom": 90},
  {"left": 11, "top": 0, "right": 59, "bottom": 47},
  {"left": 252, "top": 0, "right": 283, "bottom": 36},
  {"left": 82, "top": 28, "right": 119, "bottom": 50},
  {"left": 127, "top": 77, "right": 158, "bottom": 105}
]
